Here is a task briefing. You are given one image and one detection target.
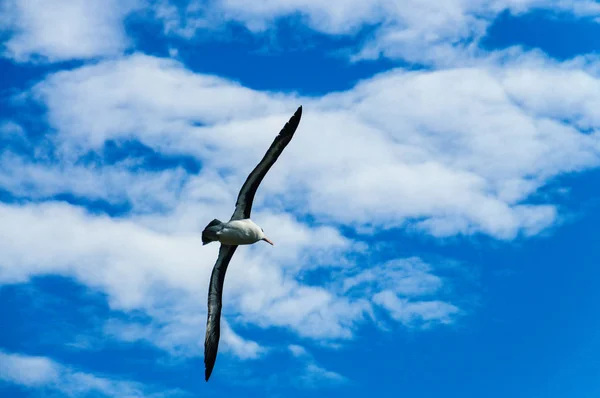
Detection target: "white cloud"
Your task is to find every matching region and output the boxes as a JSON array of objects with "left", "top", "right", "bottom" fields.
[
  {"left": 104, "top": 315, "right": 264, "bottom": 360},
  {"left": 0, "top": 351, "right": 59, "bottom": 387},
  {"left": 0, "top": 196, "right": 459, "bottom": 366},
  {"left": 340, "top": 258, "right": 462, "bottom": 327},
  {"left": 0, "top": 200, "right": 367, "bottom": 352},
  {"left": 0, "top": 0, "right": 140, "bottom": 62},
  {"left": 342, "top": 258, "right": 444, "bottom": 297},
  {"left": 352, "top": 0, "right": 600, "bottom": 64},
  {"left": 1, "top": 0, "right": 597, "bottom": 64},
  {"left": 26, "top": 53, "right": 600, "bottom": 239},
  {"left": 373, "top": 291, "right": 460, "bottom": 327},
  {"left": 0, "top": 152, "right": 188, "bottom": 213},
  {"left": 500, "top": 65, "right": 600, "bottom": 131},
  {"left": 153, "top": 0, "right": 600, "bottom": 64},
  {"left": 1, "top": 49, "right": 597, "bottom": 368},
  {"left": 0, "top": 121, "right": 26, "bottom": 139},
  {"left": 285, "top": 345, "right": 346, "bottom": 388},
  {"left": 2, "top": 1, "right": 600, "bottom": 379},
  {"left": 288, "top": 344, "right": 309, "bottom": 358},
  {"left": 0, "top": 350, "right": 182, "bottom": 397},
  {"left": 299, "top": 363, "right": 347, "bottom": 388}
]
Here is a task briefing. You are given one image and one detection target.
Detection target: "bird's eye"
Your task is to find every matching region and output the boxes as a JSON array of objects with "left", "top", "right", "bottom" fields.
[{"left": 261, "top": 228, "right": 264, "bottom": 232}]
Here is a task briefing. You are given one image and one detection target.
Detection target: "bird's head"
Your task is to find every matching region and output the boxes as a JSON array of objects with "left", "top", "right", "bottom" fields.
[{"left": 259, "top": 227, "right": 274, "bottom": 246}]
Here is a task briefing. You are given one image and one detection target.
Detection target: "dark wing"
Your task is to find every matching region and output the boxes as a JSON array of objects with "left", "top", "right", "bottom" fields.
[
  {"left": 204, "top": 244, "right": 238, "bottom": 381},
  {"left": 230, "top": 106, "right": 303, "bottom": 221}
]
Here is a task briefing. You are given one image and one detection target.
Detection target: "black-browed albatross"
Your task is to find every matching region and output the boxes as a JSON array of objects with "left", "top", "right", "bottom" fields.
[{"left": 201, "top": 105, "right": 303, "bottom": 381}]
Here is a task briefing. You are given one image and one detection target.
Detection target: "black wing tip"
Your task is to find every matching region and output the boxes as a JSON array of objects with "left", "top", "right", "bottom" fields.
[
  {"left": 284, "top": 105, "right": 302, "bottom": 131},
  {"left": 204, "top": 356, "right": 213, "bottom": 381},
  {"left": 205, "top": 359, "right": 215, "bottom": 381}
]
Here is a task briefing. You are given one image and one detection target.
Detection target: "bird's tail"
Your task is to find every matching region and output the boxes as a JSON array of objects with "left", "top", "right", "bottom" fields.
[{"left": 202, "top": 219, "right": 223, "bottom": 245}]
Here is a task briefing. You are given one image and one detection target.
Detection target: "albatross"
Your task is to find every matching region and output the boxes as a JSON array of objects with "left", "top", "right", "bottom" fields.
[{"left": 201, "top": 105, "right": 303, "bottom": 381}]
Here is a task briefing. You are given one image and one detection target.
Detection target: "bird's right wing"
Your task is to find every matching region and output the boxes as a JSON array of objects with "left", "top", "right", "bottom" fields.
[
  {"left": 204, "top": 243, "right": 238, "bottom": 381},
  {"left": 230, "top": 106, "right": 303, "bottom": 221}
]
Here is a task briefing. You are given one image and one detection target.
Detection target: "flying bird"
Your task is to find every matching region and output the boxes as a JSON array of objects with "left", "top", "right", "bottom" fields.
[{"left": 201, "top": 106, "right": 303, "bottom": 381}]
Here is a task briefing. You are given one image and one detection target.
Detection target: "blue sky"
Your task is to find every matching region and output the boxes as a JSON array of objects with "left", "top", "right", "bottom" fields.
[{"left": 1, "top": 1, "right": 600, "bottom": 397}]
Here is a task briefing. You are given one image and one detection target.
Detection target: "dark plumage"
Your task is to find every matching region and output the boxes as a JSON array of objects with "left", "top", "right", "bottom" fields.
[
  {"left": 202, "top": 219, "right": 224, "bottom": 245},
  {"left": 204, "top": 106, "right": 303, "bottom": 381}
]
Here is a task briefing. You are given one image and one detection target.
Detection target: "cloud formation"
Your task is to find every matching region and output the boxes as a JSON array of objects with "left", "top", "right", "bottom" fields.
[
  {"left": 1, "top": 0, "right": 599, "bottom": 390},
  {"left": 2, "top": 0, "right": 599, "bottom": 64},
  {"left": 20, "top": 52, "right": 600, "bottom": 239},
  {"left": 0, "top": 350, "right": 182, "bottom": 397},
  {"left": 0, "top": 0, "right": 139, "bottom": 62},
  {"left": 2, "top": 45, "right": 599, "bottom": 367},
  {"left": 152, "top": 0, "right": 600, "bottom": 63}
]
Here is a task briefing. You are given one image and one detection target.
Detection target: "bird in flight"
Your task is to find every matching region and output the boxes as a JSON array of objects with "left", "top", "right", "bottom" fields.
[{"left": 201, "top": 106, "right": 303, "bottom": 381}]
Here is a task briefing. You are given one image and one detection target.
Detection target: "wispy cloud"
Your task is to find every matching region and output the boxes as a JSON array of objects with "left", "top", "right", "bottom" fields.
[
  {"left": 373, "top": 291, "right": 459, "bottom": 327},
  {"left": 0, "top": 195, "right": 462, "bottom": 366},
  {"left": 0, "top": 151, "right": 188, "bottom": 212},
  {"left": 341, "top": 258, "right": 461, "bottom": 327},
  {"left": 0, "top": 0, "right": 140, "bottom": 62},
  {"left": 287, "top": 345, "right": 347, "bottom": 388},
  {"left": 21, "top": 52, "right": 600, "bottom": 239},
  {"left": 0, "top": 201, "right": 365, "bottom": 353},
  {"left": 104, "top": 315, "right": 265, "bottom": 360},
  {"left": 2, "top": 0, "right": 599, "bottom": 65},
  {"left": 0, "top": 350, "right": 184, "bottom": 397},
  {"left": 1, "top": 0, "right": 599, "bottom": 391},
  {"left": 1, "top": 46, "right": 598, "bottom": 367},
  {"left": 299, "top": 363, "right": 347, "bottom": 388},
  {"left": 0, "top": 351, "right": 58, "bottom": 387},
  {"left": 152, "top": 0, "right": 600, "bottom": 64}
]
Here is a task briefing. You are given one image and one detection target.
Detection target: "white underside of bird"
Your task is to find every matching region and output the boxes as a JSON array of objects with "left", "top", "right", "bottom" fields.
[{"left": 214, "top": 219, "right": 273, "bottom": 246}]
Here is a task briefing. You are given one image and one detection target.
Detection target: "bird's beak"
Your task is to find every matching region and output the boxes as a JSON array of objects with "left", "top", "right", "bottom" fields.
[{"left": 262, "top": 237, "right": 274, "bottom": 246}]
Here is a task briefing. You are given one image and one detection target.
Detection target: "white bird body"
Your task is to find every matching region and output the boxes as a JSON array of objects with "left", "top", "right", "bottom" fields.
[{"left": 215, "top": 219, "right": 270, "bottom": 245}]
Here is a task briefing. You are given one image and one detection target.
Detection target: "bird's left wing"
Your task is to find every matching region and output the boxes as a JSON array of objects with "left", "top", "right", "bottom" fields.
[
  {"left": 204, "top": 243, "right": 238, "bottom": 381},
  {"left": 230, "top": 106, "right": 303, "bottom": 221}
]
